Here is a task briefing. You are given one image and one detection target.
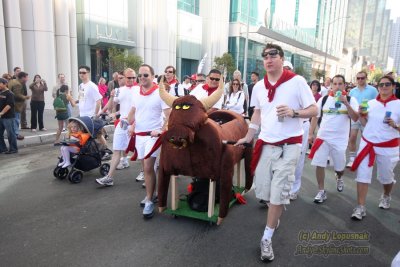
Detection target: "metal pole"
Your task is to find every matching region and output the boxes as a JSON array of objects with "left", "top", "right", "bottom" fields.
[{"left": 243, "top": 0, "right": 250, "bottom": 84}]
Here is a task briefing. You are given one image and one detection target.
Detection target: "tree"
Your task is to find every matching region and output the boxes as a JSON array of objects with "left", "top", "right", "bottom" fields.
[
  {"left": 213, "top": 53, "right": 235, "bottom": 78},
  {"left": 107, "top": 47, "right": 143, "bottom": 73},
  {"left": 367, "top": 67, "right": 383, "bottom": 84}
]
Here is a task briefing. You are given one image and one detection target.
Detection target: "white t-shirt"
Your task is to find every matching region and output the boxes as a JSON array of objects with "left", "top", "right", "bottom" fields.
[
  {"left": 224, "top": 91, "right": 245, "bottom": 114},
  {"left": 361, "top": 99, "right": 400, "bottom": 157},
  {"left": 132, "top": 87, "right": 169, "bottom": 132},
  {"left": 114, "top": 85, "right": 136, "bottom": 118},
  {"left": 320, "top": 86, "right": 330, "bottom": 97},
  {"left": 78, "top": 81, "right": 102, "bottom": 117},
  {"left": 190, "top": 84, "right": 224, "bottom": 109},
  {"left": 251, "top": 75, "right": 315, "bottom": 143},
  {"left": 316, "top": 95, "right": 358, "bottom": 150},
  {"left": 182, "top": 82, "right": 191, "bottom": 90},
  {"left": 168, "top": 82, "right": 185, "bottom": 97}
]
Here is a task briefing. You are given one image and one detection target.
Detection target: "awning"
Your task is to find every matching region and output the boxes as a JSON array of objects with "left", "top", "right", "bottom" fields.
[{"left": 88, "top": 37, "right": 136, "bottom": 49}]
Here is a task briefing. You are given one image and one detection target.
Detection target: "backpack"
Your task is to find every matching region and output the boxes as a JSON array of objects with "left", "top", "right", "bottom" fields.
[
  {"left": 53, "top": 94, "right": 67, "bottom": 112},
  {"left": 318, "top": 94, "right": 351, "bottom": 126}
]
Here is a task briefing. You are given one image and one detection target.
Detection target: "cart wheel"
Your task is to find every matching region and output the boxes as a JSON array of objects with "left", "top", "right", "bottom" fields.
[
  {"left": 53, "top": 166, "right": 69, "bottom": 180},
  {"left": 99, "top": 163, "right": 110, "bottom": 176},
  {"left": 68, "top": 170, "right": 83, "bottom": 184}
]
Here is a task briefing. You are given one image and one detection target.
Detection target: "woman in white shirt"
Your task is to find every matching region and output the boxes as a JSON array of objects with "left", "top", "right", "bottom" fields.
[{"left": 224, "top": 79, "right": 245, "bottom": 114}]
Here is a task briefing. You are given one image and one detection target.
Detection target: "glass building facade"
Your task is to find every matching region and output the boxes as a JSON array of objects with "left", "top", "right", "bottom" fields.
[{"left": 177, "top": 0, "right": 199, "bottom": 15}]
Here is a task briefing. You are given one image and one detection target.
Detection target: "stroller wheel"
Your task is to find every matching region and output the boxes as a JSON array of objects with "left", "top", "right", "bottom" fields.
[
  {"left": 68, "top": 170, "right": 83, "bottom": 184},
  {"left": 99, "top": 163, "right": 110, "bottom": 176},
  {"left": 54, "top": 166, "right": 69, "bottom": 180}
]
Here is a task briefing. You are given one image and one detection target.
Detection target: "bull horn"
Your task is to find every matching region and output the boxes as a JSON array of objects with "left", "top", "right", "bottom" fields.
[
  {"left": 159, "top": 75, "right": 177, "bottom": 107},
  {"left": 200, "top": 76, "right": 224, "bottom": 110}
]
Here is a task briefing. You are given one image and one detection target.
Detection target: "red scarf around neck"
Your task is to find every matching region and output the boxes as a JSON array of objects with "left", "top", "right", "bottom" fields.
[
  {"left": 167, "top": 78, "right": 178, "bottom": 85},
  {"left": 264, "top": 69, "right": 296, "bottom": 102},
  {"left": 140, "top": 83, "right": 158, "bottom": 96},
  {"left": 376, "top": 94, "right": 397, "bottom": 107},
  {"left": 202, "top": 84, "right": 218, "bottom": 96}
]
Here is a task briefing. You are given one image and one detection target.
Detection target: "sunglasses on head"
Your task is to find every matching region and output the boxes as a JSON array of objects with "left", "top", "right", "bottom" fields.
[
  {"left": 126, "top": 76, "right": 136, "bottom": 80},
  {"left": 261, "top": 49, "right": 279, "bottom": 58},
  {"left": 209, "top": 77, "right": 220, "bottom": 81},
  {"left": 378, "top": 82, "right": 392, "bottom": 87},
  {"left": 138, "top": 73, "right": 150, "bottom": 78}
]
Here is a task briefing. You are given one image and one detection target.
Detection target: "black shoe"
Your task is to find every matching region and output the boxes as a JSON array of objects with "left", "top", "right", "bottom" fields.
[
  {"left": 16, "top": 135, "right": 24, "bottom": 140},
  {"left": 5, "top": 150, "right": 17, "bottom": 154}
]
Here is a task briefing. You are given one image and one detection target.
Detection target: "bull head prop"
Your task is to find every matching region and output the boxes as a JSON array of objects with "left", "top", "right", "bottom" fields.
[{"left": 159, "top": 76, "right": 224, "bottom": 149}]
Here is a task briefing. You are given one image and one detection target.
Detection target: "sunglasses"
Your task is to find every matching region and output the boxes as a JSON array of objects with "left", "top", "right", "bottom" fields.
[
  {"left": 232, "top": 83, "right": 239, "bottom": 86},
  {"left": 378, "top": 82, "right": 393, "bottom": 87},
  {"left": 79, "top": 71, "right": 87, "bottom": 74},
  {"left": 209, "top": 77, "right": 220, "bottom": 81},
  {"left": 138, "top": 74, "right": 150, "bottom": 78},
  {"left": 196, "top": 80, "right": 205, "bottom": 82},
  {"left": 261, "top": 49, "right": 279, "bottom": 58},
  {"left": 356, "top": 77, "right": 366, "bottom": 80},
  {"left": 126, "top": 77, "right": 136, "bottom": 80},
  {"left": 165, "top": 70, "right": 174, "bottom": 74}
]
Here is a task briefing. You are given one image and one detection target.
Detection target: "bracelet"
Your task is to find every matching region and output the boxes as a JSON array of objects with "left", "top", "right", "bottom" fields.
[{"left": 249, "top": 123, "right": 259, "bottom": 130}]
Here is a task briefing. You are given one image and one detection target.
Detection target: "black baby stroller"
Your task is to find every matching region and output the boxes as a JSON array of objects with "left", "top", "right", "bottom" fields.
[{"left": 53, "top": 116, "right": 111, "bottom": 183}]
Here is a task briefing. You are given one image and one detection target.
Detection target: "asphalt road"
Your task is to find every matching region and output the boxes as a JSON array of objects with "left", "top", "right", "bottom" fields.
[{"left": 0, "top": 144, "right": 399, "bottom": 266}]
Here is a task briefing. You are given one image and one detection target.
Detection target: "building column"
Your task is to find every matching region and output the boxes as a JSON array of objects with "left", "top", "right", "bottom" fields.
[
  {"left": 69, "top": 0, "right": 78, "bottom": 97},
  {"left": 0, "top": 1, "right": 8, "bottom": 74},
  {"left": 54, "top": 0, "right": 72, "bottom": 91},
  {"left": 3, "top": 0, "right": 24, "bottom": 72}
]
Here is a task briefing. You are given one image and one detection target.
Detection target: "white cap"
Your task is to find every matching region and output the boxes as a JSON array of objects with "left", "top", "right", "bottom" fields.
[{"left": 283, "top": 61, "right": 293, "bottom": 70}]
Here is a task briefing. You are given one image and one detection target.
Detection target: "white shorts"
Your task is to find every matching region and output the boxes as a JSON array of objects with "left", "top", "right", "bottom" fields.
[
  {"left": 135, "top": 135, "right": 160, "bottom": 160},
  {"left": 310, "top": 141, "right": 346, "bottom": 171},
  {"left": 355, "top": 154, "right": 398, "bottom": 184},
  {"left": 112, "top": 122, "right": 130, "bottom": 151},
  {"left": 254, "top": 144, "right": 301, "bottom": 205}
]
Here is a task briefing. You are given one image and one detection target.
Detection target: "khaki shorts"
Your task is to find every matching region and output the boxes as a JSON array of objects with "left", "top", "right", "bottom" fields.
[
  {"left": 355, "top": 154, "right": 398, "bottom": 184},
  {"left": 254, "top": 144, "right": 301, "bottom": 205}
]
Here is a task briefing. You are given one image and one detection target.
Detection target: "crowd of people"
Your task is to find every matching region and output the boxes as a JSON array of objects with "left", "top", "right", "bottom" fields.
[{"left": 0, "top": 42, "right": 399, "bottom": 263}]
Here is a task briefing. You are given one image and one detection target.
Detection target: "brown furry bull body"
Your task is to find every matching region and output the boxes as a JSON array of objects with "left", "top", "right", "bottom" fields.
[{"left": 157, "top": 95, "right": 253, "bottom": 221}]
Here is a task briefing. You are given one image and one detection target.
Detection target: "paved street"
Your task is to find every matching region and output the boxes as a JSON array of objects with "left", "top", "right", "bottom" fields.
[{"left": 0, "top": 142, "right": 399, "bottom": 266}]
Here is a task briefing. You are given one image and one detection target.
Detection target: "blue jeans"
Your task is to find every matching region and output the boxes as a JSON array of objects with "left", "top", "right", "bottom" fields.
[
  {"left": 14, "top": 112, "right": 20, "bottom": 136},
  {"left": 0, "top": 117, "right": 17, "bottom": 152}
]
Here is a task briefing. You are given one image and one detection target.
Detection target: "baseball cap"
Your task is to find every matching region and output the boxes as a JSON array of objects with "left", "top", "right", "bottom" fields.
[
  {"left": 0, "top": 78, "right": 8, "bottom": 84},
  {"left": 283, "top": 61, "right": 293, "bottom": 70},
  {"left": 190, "top": 74, "right": 197, "bottom": 80}
]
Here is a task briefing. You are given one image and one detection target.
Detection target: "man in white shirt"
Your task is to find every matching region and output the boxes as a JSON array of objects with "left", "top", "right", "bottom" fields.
[
  {"left": 308, "top": 74, "right": 359, "bottom": 203},
  {"left": 320, "top": 77, "right": 331, "bottom": 97},
  {"left": 77, "top": 66, "right": 102, "bottom": 117},
  {"left": 96, "top": 68, "right": 137, "bottom": 186},
  {"left": 164, "top": 65, "right": 185, "bottom": 97},
  {"left": 127, "top": 64, "right": 170, "bottom": 219},
  {"left": 236, "top": 43, "right": 317, "bottom": 262},
  {"left": 182, "top": 75, "right": 191, "bottom": 90},
  {"left": 190, "top": 69, "right": 224, "bottom": 112}
]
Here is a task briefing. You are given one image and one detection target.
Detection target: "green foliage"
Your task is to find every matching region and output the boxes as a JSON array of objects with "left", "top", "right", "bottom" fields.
[
  {"left": 213, "top": 53, "right": 235, "bottom": 77},
  {"left": 367, "top": 67, "right": 383, "bottom": 84},
  {"left": 315, "top": 70, "right": 325, "bottom": 81},
  {"left": 108, "top": 47, "right": 143, "bottom": 73}
]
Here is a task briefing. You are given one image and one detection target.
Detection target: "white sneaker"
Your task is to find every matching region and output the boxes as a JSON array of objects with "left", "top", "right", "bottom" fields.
[
  {"left": 135, "top": 171, "right": 144, "bottom": 181},
  {"left": 140, "top": 195, "right": 158, "bottom": 207},
  {"left": 260, "top": 239, "right": 274, "bottom": 261},
  {"left": 96, "top": 176, "right": 114, "bottom": 186},
  {"left": 351, "top": 205, "right": 366, "bottom": 220},
  {"left": 378, "top": 194, "right": 391, "bottom": 209},
  {"left": 346, "top": 161, "right": 354, "bottom": 168},
  {"left": 116, "top": 161, "right": 129, "bottom": 170},
  {"left": 314, "top": 190, "right": 327, "bottom": 203},
  {"left": 289, "top": 191, "right": 298, "bottom": 200},
  {"left": 336, "top": 178, "right": 344, "bottom": 192},
  {"left": 143, "top": 201, "right": 154, "bottom": 218}
]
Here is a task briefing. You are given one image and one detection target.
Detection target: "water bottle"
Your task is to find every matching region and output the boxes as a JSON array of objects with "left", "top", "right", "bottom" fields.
[
  {"left": 335, "top": 91, "right": 342, "bottom": 108},
  {"left": 360, "top": 99, "right": 369, "bottom": 114},
  {"left": 384, "top": 111, "right": 392, "bottom": 124}
]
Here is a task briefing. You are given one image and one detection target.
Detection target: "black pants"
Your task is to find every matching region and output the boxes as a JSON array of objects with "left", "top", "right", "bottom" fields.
[{"left": 30, "top": 101, "right": 45, "bottom": 130}]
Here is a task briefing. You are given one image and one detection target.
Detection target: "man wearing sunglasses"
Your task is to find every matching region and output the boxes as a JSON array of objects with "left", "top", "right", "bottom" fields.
[
  {"left": 235, "top": 43, "right": 317, "bottom": 262},
  {"left": 164, "top": 66, "right": 185, "bottom": 97},
  {"left": 346, "top": 71, "right": 378, "bottom": 168},
  {"left": 77, "top": 65, "right": 102, "bottom": 118},
  {"left": 127, "top": 64, "right": 170, "bottom": 219},
  {"left": 190, "top": 69, "right": 224, "bottom": 112}
]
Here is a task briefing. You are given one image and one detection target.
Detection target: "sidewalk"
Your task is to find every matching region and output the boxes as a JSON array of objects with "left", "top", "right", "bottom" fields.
[{"left": 16, "top": 108, "right": 114, "bottom": 149}]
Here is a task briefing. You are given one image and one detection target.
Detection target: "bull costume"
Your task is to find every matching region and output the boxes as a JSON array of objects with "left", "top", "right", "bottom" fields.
[{"left": 157, "top": 77, "right": 253, "bottom": 225}]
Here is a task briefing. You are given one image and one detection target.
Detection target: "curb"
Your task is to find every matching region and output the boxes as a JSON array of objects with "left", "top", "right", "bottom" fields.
[{"left": 17, "top": 125, "right": 115, "bottom": 148}]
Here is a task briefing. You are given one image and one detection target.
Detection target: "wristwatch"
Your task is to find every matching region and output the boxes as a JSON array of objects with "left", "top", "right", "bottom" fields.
[{"left": 292, "top": 109, "right": 299, "bottom": 118}]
